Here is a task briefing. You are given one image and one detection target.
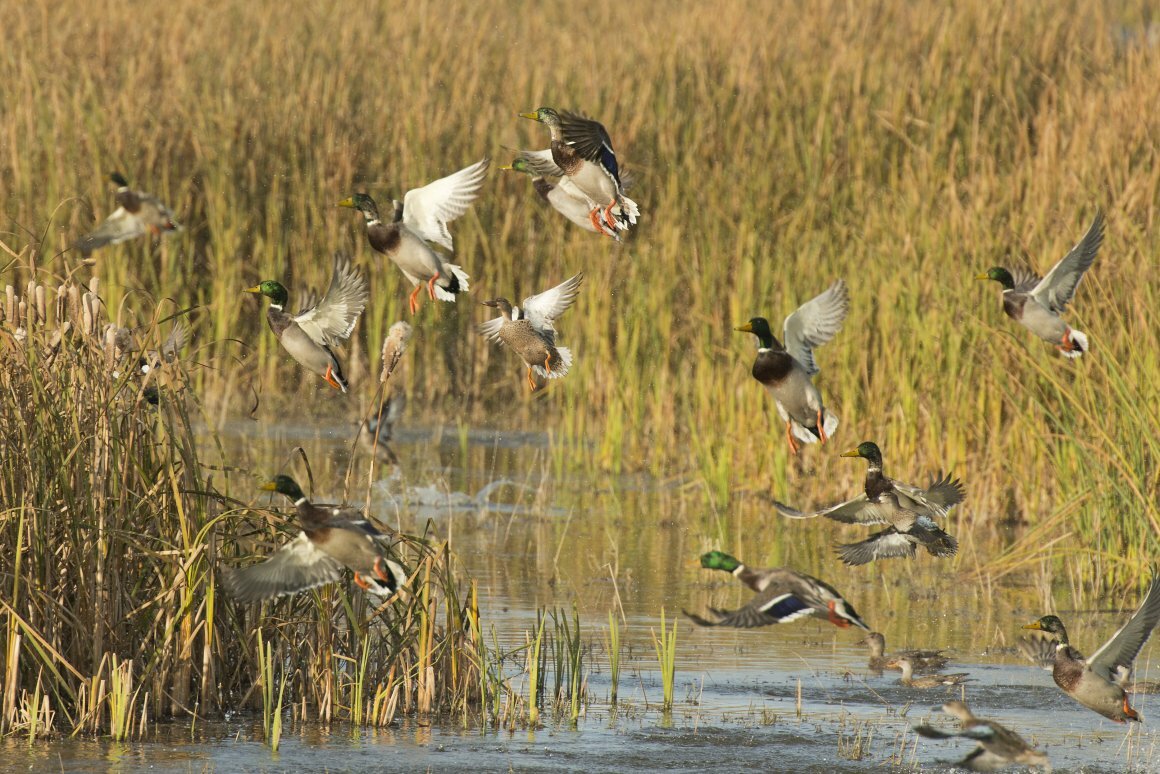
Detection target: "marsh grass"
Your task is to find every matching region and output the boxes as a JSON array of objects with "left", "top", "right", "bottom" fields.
[{"left": 2, "top": 0, "right": 1156, "bottom": 586}]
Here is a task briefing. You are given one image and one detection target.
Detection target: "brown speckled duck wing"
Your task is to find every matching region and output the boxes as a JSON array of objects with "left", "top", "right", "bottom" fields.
[{"left": 222, "top": 533, "right": 344, "bottom": 602}]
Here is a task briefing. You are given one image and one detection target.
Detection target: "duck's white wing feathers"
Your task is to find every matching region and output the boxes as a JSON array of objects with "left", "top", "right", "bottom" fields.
[
  {"left": 1031, "top": 210, "right": 1104, "bottom": 313},
  {"left": 516, "top": 149, "right": 567, "bottom": 178},
  {"left": 476, "top": 316, "right": 505, "bottom": 343},
  {"left": 783, "top": 279, "right": 849, "bottom": 376},
  {"left": 1087, "top": 576, "right": 1160, "bottom": 684},
  {"left": 522, "top": 273, "right": 584, "bottom": 335},
  {"left": 402, "top": 158, "right": 489, "bottom": 251},
  {"left": 221, "top": 533, "right": 345, "bottom": 603},
  {"left": 294, "top": 253, "right": 369, "bottom": 347}
]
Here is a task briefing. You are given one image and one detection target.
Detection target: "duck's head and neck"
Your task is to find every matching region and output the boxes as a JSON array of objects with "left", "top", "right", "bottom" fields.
[
  {"left": 482, "top": 298, "right": 518, "bottom": 321},
  {"left": 861, "top": 631, "right": 886, "bottom": 658},
  {"left": 1023, "top": 615, "right": 1070, "bottom": 647},
  {"left": 259, "top": 474, "right": 307, "bottom": 506},
  {"left": 976, "top": 266, "right": 1016, "bottom": 290},
  {"left": 735, "top": 317, "right": 783, "bottom": 352},
  {"left": 338, "top": 193, "right": 382, "bottom": 226},
  {"left": 841, "top": 441, "right": 884, "bottom": 473},
  {"left": 502, "top": 158, "right": 533, "bottom": 176},
  {"left": 245, "top": 280, "right": 289, "bottom": 310},
  {"left": 520, "top": 107, "right": 563, "bottom": 140},
  {"left": 700, "top": 550, "right": 744, "bottom": 575}
]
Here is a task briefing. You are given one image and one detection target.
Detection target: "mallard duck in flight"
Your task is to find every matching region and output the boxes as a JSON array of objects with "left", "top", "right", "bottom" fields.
[
  {"left": 519, "top": 108, "right": 639, "bottom": 233},
  {"left": 736, "top": 279, "right": 848, "bottom": 454},
  {"left": 977, "top": 210, "right": 1103, "bottom": 358},
  {"left": 222, "top": 475, "right": 407, "bottom": 603},
  {"left": 76, "top": 172, "right": 182, "bottom": 254},
  {"left": 478, "top": 272, "right": 584, "bottom": 391},
  {"left": 1022, "top": 576, "right": 1160, "bottom": 722},
  {"left": 773, "top": 441, "right": 963, "bottom": 565},
  {"left": 684, "top": 550, "right": 869, "bottom": 630},
  {"left": 339, "top": 158, "right": 487, "bottom": 314},
  {"left": 245, "top": 253, "right": 369, "bottom": 392}
]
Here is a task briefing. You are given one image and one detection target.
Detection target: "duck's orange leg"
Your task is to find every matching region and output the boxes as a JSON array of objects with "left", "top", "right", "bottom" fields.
[
  {"left": 427, "top": 272, "right": 441, "bottom": 301},
  {"left": 602, "top": 201, "right": 621, "bottom": 230},
  {"left": 353, "top": 573, "right": 372, "bottom": 591},
  {"left": 408, "top": 285, "right": 423, "bottom": 315},
  {"left": 526, "top": 366, "right": 537, "bottom": 392},
  {"left": 322, "top": 364, "right": 342, "bottom": 391},
  {"left": 816, "top": 409, "right": 828, "bottom": 444},
  {"left": 1123, "top": 695, "right": 1140, "bottom": 721},
  {"left": 373, "top": 557, "right": 392, "bottom": 582},
  {"left": 785, "top": 422, "right": 800, "bottom": 456},
  {"left": 1059, "top": 329, "right": 1076, "bottom": 352},
  {"left": 588, "top": 208, "right": 605, "bottom": 232}
]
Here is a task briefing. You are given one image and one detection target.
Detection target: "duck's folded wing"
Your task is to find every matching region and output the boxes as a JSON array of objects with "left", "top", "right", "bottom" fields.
[
  {"left": 1031, "top": 210, "right": 1104, "bottom": 313},
  {"left": 1088, "top": 576, "right": 1160, "bottom": 684},
  {"left": 772, "top": 493, "right": 887, "bottom": 524},
  {"left": 782, "top": 279, "right": 849, "bottom": 376},
  {"left": 402, "top": 158, "right": 489, "bottom": 251},
  {"left": 559, "top": 111, "right": 621, "bottom": 184},
  {"left": 221, "top": 533, "right": 344, "bottom": 602},
  {"left": 294, "top": 253, "right": 369, "bottom": 346}
]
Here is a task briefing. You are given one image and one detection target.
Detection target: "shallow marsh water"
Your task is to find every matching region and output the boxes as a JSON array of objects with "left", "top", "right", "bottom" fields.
[{"left": 8, "top": 422, "right": 1158, "bottom": 773}]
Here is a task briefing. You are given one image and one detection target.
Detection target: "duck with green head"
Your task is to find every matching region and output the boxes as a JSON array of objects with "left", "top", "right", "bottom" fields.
[
  {"left": 245, "top": 253, "right": 368, "bottom": 393},
  {"left": 977, "top": 210, "right": 1103, "bottom": 358},
  {"left": 684, "top": 550, "right": 870, "bottom": 630},
  {"left": 774, "top": 441, "right": 964, "bottom": 565},
  {"left": 75, "top": 172, "right": 182, "bottom": 255},
  {"left": 221, "top": 475, "right": 407, "bottom": 603},
  {"left": 519, "top": 107, "right": 639, "bottom": 233},
  {"left": 502, "top": 154, "right": 619, "bottom": 239},
  {"left": 1022, "top": 576, "right": 1160, "bottom": 723},
  {"left": 736, "top": 280, "right": 848, "bottom": 454},
  {"left": 338, "top": 159, "right": 486, "bottom": 315}
]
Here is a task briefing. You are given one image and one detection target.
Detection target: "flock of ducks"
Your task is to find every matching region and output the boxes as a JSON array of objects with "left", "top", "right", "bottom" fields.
[{"left": 74, "top": 103, "right": 1145, "bottom": 770}]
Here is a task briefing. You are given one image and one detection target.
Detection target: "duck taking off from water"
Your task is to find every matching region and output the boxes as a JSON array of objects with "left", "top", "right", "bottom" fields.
[
  {"left": 977, "top": 210, "right": 1103, "bottom": 358},
  {"left": 735, "top": 279, "right": 848, "bottom": 455},
  {"left": 75, "top": 172, "right": 182, "bottom": 255},
  {"left": 245, "top": 253, "right": 369, "bottom": 393},
  {"left": 1022, "top": 576, "right": 1160, "bottom": 723},
  {"left": 773, "top": 441, "right": 963, "bottom": 565},
  {"left": 683, "top": 551, "right": 870, "bottom": 631},
  {"left": 222, "top": 475, "right": 407, "bottom": 603},
  {"left": 339, "top": 158, "right": 487, "bottom": 314},
  {"left": 913, "top": 700, "right": 1052, "bottom": 771},
  {"left": 478, "top": 272, "right": 583, "bottom": 391},
  {"left": 518, "top": 108, "right": 639, "bottom": 233}
]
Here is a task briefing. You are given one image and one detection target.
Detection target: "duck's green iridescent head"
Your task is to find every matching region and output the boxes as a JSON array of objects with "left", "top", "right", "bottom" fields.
[
  {"left": 519, "top": 107, "right": 561, "bottom": 126},
  {"left": 700, "top": 551, "right": 742, "bottom": 572},
  {"left": 502, "top": 158, "right": 532, "bottom": 175},
  {"left": 245, "top": 280, "right": 289, "bottom": 307},
  {"left": 338, "top": 193, "right": 380, "bottom": 219},
  {"left": 976, "top": 266, "right": 1015, "bottom": 290},
  {"left": 735, "top": 317, "right": 777, "bottom": 349},
  {"left": 1023, "top": 615, "right": 1068, "bottom": 643},
  {"left": 840, "top": 441, "right": 883, "bottom": 466},
  {"left": 110, "top": 171, "right": 129, "bottom": 188},
  {"left": 259, "top": 474, "right": 305, "bottom": 501}
]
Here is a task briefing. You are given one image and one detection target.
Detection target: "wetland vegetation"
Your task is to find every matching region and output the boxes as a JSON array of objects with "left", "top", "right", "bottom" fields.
[{"left": 1, "top": 0, "right": 1159, "bottom": 769}]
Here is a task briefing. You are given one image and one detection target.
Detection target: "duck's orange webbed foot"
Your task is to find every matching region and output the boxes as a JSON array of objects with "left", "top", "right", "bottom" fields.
[
  {"left": 322, "top": 364, "right": 342, "bottom": 391},
  {"left": 354, "top": 573, "right": 372, "bottom": 591},
  {"left": 817, "top": 409, "right": 828, "bottom": 444},
  {"left": 427, "top": 272, "right": 441, "bottom": 301},
  {"left": 785, "top": 423, "right": 800, "bottom": 456},
  {"left": 408, "top": 285, "right": 422, "bottom": 315}
]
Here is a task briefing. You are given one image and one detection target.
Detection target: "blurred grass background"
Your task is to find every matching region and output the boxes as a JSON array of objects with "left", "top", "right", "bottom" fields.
[{"left": 2, "top": 0, "right": 1158, "bottom": 580}]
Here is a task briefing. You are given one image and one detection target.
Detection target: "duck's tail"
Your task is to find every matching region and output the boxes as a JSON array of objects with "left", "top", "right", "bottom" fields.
[
  {"left": 1060, "top": 328, "right": 1088, "bottom": 358},
  {"left": 532, "top": 346, "right": 573, "bottom": 380},
  {"left": 433, "top": 264, "right": 470, "bottom": 301}
]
